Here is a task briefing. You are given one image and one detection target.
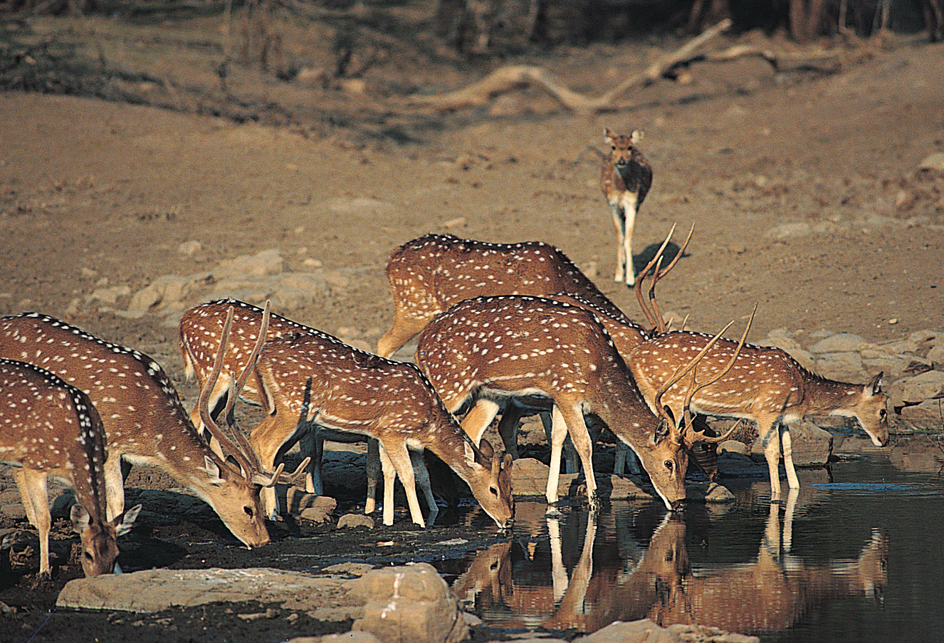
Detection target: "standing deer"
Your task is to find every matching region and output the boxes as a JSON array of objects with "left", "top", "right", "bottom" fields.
[
  {"left": 601, "top": 127, "right": 653, "bottom": 288},
  {"left": 414, "top": 295, "right": 738, "bottom": 511},
  {"left": 244, "top": 325, "right": 515, "bottom": 528},
  {"left": 0, "top": 312, "right": 289, "bottom": 549},
  {"left": 0, "top": 358, "right": 140, "bottom": 577},
  {"left": 628, "top": 234, "right": 890, "bottom": 498},
  {"left": 377, "top": 233, "right": 628, "bottom": 360},
  {"left": 179, "top": 298, "right": 450, "bottom": 519}
]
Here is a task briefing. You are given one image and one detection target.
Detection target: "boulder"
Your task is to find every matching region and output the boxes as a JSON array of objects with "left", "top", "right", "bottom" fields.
[
  {"left": 808, "top": 333, "right": 869, "bottom": 354},
  {"left": 352, "top": 563, "right": 468, "bottom": 643},
  {"left": 574, "top": 619, "right": 759, "bottom": 643}
]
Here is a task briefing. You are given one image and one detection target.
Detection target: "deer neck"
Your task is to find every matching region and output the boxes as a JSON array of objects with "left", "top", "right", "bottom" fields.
[{"left": 797, "top": 374, "right": 864, "bottom": 419}]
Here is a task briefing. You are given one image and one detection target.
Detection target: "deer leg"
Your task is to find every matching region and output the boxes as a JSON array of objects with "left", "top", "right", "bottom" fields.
[
  {"left": 378, "top": 440, "right": 426, "bottom": 528},
  {"left": 410, "top": 449, "right": 438, "bottom": 526},
  {"left": 14, "top": 469, "right": 52, "bottom": 576},
  {"left": 540, "top": 411, "right": 577, "bottom": 474},
  {"left": 545, "top": 405, "right": 569, "bottom": 505},
  {"left": 620, "top": 195, "right": 638, "bottom": 287},
  {"left": 556, "top": 404, "right": 598, "bottom": 509},
  {"left": 459, "top": 398, "right": 501, "bottom": 446},
  {"left": 249, "top": 415, "right": 290, "bottom": 521},
  {"left": 364, "top": 438, "right": 381, "bottom": 514},
  {"left": 610, "top": 204, "right": 627, "bottom": 283},
  {"left": 758, "top": 417, "right": 783, "bottom": 500},
  {"left": 781, "top": 424, "right": 800, "bottom": 489},
  {"left": 496, "top": 401, "right": 526, "bottom": 459},
  {"left": 102, "top": 453, "right": 126, "bottom": 523},
  {"left": 376, "top": 312, "right": 433, "bottom": 359}
]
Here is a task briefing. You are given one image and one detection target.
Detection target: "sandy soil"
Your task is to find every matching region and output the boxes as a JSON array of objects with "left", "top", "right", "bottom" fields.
[{"left": 0, "top": 5, "right": 942, "bottom": 641}]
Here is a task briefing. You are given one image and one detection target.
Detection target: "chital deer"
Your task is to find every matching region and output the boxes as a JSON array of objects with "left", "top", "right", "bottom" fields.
[
  {"left": 179, "top": 298, "right": 446, "bottom": 519},
  {"left": 377, "top": 233, "right": 628, "bottom": 360},
  {"left": 601, "top": 127, "right": 653, "bottom": 288},
  {"left": 245, "top": 326, "right": 515, "bottom": 528},
  {"left": 414, "top": 295, "right": 741, "bottom": 511},
  {"left": 0, "top": 358, "right": 140, "bottom": 577},
  {"left": 628, "top": 232, "right": 890, "bottom": 498},
  {"left": 0, "top": 312, "right": 291, "bottom": 548}
]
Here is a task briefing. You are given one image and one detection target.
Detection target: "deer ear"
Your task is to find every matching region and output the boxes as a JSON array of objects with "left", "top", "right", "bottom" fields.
[
  {"left": 117, "top": 504, "right": 142, "bottom": 536},
  {"left": 653, "top": 416, "right": 672, "bottom": 445},
  {"left": 204, "top": 456, "right": 225, "bottom": 485},
  {"left": 866, "top": 372, "right": 884, "bottom": 396},
  {"left": 603, "top": 127, "right": 613, "bottom": 144},
  {"left": 70, "top": 504, "right": 91, "bottom": 534},
  {"left": 631, "top": 129, "right": 645, "bottom": 144},
  {"left": 478, "top": 438, "right": 495, "bottom": 458}
]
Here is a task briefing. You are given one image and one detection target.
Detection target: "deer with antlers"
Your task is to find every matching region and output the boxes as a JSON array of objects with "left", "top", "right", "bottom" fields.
[
  {"left": 414, "top": 295, "right": 745, "bottom": 511},
  {"left": 179, "top": 298, "right": 454, "bottom": 521},
  {"left": 0, "top": 358, "right": 140, "bottom": 577},
  {"left": 601, "top": 127, "right": 653, "bottom": 288},
  {"left": 0, "top": 311, "right": 296, "bottom": 549},
  {"left": 628, "top": 229, "right": 890, "bottom": 497},
  {"left": 231, "top": 306, "right": 515, "bottom": 528}
]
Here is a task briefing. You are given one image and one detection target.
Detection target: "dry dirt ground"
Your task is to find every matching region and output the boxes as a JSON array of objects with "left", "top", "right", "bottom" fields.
[{"left": 0, "top": 5, "right": 943, "bottom": 641}]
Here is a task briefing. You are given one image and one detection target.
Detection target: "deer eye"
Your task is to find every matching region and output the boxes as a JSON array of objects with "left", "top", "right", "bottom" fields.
[
  {"left": 664, "top": 460, "right": 674, "bottom": 472},
  {"left": 244, "top": 506, "right": 255, "bottom": 519},
  {"left": 489, "top": 485, "right": 499, "bottom": 497}
]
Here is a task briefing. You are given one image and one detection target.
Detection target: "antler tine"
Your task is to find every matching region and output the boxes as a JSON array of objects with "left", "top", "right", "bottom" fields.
[
  {"left": 653, "top": 318, "right": 736, "bottom": 434},
  {"left": 198, "top": 306, "right": 256, "bottom": 477},
  {"left": 220, "top": 301, "right": 272, "bottom": 473},
  {"left": 682, "top": 305, "right": 758, "bottom": 446},
  {"left": 635, "top": 222, "right": 677, "bottom": 333},
  {"left": 645, "top": 223, "right": 695, "bottom": 336}
]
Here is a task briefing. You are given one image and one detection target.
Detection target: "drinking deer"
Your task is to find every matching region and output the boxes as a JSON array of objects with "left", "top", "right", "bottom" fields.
[
  {"left": 0, "top": 358, "right": 140, "bottom": 577},
  {"left": 0, "top": 312, "right": 287, "bottom": 548},
  {"left": 414, "top": 295, "right": 736, "bottom": 511},
  {"left": 377, "top": 233, "right": 628, "bottom": 360},
  {"left": 245, "top": 327, "right": 515, "bottom": 528},
  {"left": 179, "top": 298, "right": 448, "bottom": 519},
  {"left": 601, "top": 127, "right": 653, "bottom": 288},
  {"left": 628, "top": 236, "right": 890, "bottom": 498}
]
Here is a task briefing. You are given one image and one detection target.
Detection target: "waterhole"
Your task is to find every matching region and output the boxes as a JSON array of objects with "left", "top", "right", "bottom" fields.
[{"left": 442, "top": 442, "right": 943, "bottom": 642}]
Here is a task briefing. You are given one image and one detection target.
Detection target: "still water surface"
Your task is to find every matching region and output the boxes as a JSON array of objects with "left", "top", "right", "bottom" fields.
[{"left": 446, "top": 448, "right": 944, "bottom": 642}]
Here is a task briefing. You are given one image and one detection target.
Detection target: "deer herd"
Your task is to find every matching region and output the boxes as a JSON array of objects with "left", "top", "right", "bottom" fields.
[{"left": 0, "top": 128, "right": 889, "bottom": 583}]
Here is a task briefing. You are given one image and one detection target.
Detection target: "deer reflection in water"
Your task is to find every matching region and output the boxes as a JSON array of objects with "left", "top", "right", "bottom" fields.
[{"left": 453, "top": 495, "right": 888, "bottom": 636}]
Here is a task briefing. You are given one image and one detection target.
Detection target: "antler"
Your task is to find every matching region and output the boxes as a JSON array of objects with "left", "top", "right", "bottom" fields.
[
  {"left": 679, "top": 305, "right": 758, "bottom": 447},
  {"left": 198, "top": 301, "right": 309, "bottom": 487},
  {"left": 634, "top": 223, "right": 694, "bottom": 335}
]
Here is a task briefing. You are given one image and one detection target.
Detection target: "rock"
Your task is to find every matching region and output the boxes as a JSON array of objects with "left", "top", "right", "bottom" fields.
[
  {"left": 859, "top": 349, "right": 911, "bottom": 379},
  {"left": 287, "top": 633, "right": 383, "bottom": 643},
  {"left": 808, "top": 333, "right": 869, "bottom": 354},
  {"left": 605, "top": 474, "right": 653, "bottom": 500},
  {"left": 338, "top": 513, "right": 375, "bottom": 529},
  {"left": 178, "top": 240, "right": 202, "bottom": 256},
  {"left": 750, "top": 422, "right": 832, "bottom": 466},
  {"left": 352, "top": 563, "right": 468, "bottom": 643},
  {"left": 574, "top": 618, "right": 759, "bottom": 643},
  {"left": 900, "top": 399, "right": 944, "bottom": 429},
  {"left": 57, "top": 568, "right": 361, "bottom": 615},
  {"left": 918, "top": 151, "right": 944, "bottom": 171},
  {"left": 687, "top": 481, "right": 737, "bottom": 503},
  {"left": 510, "top": 458, "right": 577, "bottom": 498},
  {"left": 0, "top": 489, "right": 26, "bottom": 519},
  {"left": 897, "top": 370, "right": 944, "bottom": 404},
  {"left": 718, "top": 440, "right": 748, "bottom": 455},
  {"left": 813, "top": 352, "right": 865, "bottom": 381},
  {"left": 285, "top": 488, "right": 337, "bottom": 522},
  {"left": 927, "top": 345, "right": 944, "bottom": 367},
  {"left": 50, "top": 491, "right": 77, "bottom": 519}
]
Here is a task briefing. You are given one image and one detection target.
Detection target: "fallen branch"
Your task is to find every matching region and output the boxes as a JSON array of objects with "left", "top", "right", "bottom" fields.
[{"left": 406, "top": 19, "right": 733, "bottom": 114}]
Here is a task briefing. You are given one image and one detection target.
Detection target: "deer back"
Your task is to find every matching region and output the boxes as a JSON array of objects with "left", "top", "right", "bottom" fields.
[
  {"left": 379, "top": 233, "right": 627, "bottom": 357},
  {"left": 0, "top": 312, "right": 270, "bottom": 548},
  {"left": 179, "top": 298, "right": 315, "bottom": 405}
]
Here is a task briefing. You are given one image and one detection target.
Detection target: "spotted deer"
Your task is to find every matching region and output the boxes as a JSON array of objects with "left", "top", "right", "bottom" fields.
[
  {"left": 245, "top": 326, "right": 515, "bottom": 528},
  {"left": 0, "top": 358, "right": 140, "bottom": 577},
  {"left": 601, "top": 127, "right": 653, "bottom": 288},
  {"left": 376, "top": 233, "right": 628, "bottom": 360},
  {"left": 414, "top": 295, "right": 740, "bottom": 511},
  {"left": 628, "top": 234, "right": 890, "bottom": 497},
  {"left": 0, "top": 312, "right": 290, "bottom": 548},
  {"left": 179, "top": 298, "right": 446, "bottom": 519}
]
